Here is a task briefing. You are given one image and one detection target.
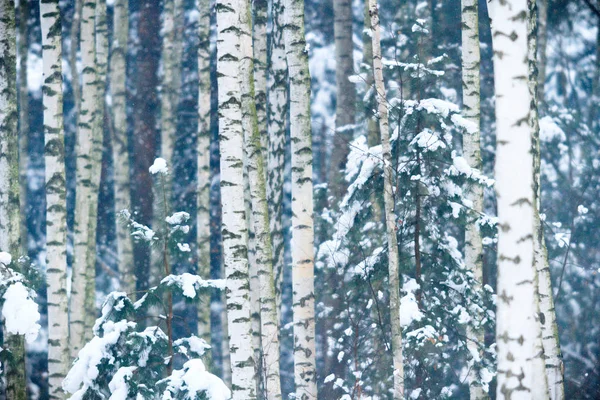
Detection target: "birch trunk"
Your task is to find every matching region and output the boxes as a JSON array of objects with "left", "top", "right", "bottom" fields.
[
  {"left": 216, "top": 0, "right": 257, "bottom": 396},
  {"left": 18, "top": 0, "right": 29, "bottom": 249},
  {"left": 84, "top": 0, "right": 108, "bottom": 339},
  {"left": 362, "top": 0, "right": 379, "bottom": 147},
  {"left": 0, "top": 1, "right": 27, "bottom": 398},
  {"left": 71, "top": 0, "right": 98, "bottom": 361},
  {"left": 460, "top": 1, "right": 487, "bottom": 398},
  {"left": 529, "top": 1, "right": 565, "bottom": 398},
  {"left": 196, "top": 0, "right": 212, "bottom": 350},
  {"left": 40, "top": 0, "right": 70, "bottom": 396},
  {"left": 266, "top": 0, "right": 287, "bottom": 320},
  {"left": 537, "top": 0, "right": 548, "bottom": 106},
  {"left": 70, "top": 0, "right": 82, "bottom": 115},
  {"left": 110, "top": 0, "right": 135, "bottom": 295},
  {"left": 283, "top": 0, "right": 318, "bottom": 397},
  {"left": 329, "top": 0, "right": 356, "bottom": 199},
  {"left": 369, "top": 1, "right": 403, "bottom": 397},
  {"left": 152, "top": 0, "right": 185, "bottom": 286},
  {"left": 241, "top": 1, "right": 283, "bottom": 397},
  {"left": 253, "top": 0, "right": 268, "bottom": 158},
  {"left": 489, "top": 0, "right": 548, "bottom": 397}
]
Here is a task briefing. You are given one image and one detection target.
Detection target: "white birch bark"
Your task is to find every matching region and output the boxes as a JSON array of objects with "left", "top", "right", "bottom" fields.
[
  {"left": 460, "top": 1, "right": 487, "bottom": 398},
  {"left": 40, "top": 0, "right": 70, "bottom": 396},
  {"left": 489, "top": 0, "right": 547, "bottom": 398},
  {"left": 70, "top": 0, "right": 82, "bottom": 116},
  {"left": 216, "top": 0, "right": 257, "bottom": 396},
  {"left": 253, "top": 0, "right": 268, "bottom": 158},
  {"left": 0, "top": 2, "right": 27, "bottom": 398},
  {"left": 240, "top": 1, "right": 283, "bottom": 397},
  {"left": 110, "top": 0, "right": 135, "bottom": 295},
  {"left": 369, "top": 1, "right": 404, "bottom": 397},
  {"left": 266, "top": 0, "right": 287, "bottom": 320},
  {"left": 528, "top": 1, "right": 565, "bottom": 398},
  {"left": 196, "top": 0, "right": 212, "bottom": 349},
  {"left": 283, "top": 0, "right": 318, "bottom": 397},
  {"left": 71, "top": 0, "right": 98, "bottom": 361}
]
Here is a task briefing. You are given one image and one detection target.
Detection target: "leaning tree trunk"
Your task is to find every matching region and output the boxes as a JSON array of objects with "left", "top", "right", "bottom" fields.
[
  {"left": 266, "top": 0, "right": 287, "bottom": 321},
  {"left": 110, "top": 0, "right": 135, "bottom": 295},
  {"left": 196, "top": 0, "right": 212, "bottom": 352},
  {"left": 240, "top": 0, "right": 283, "bottom": 397},
  {"left": 528, "top": 1, "right": 565, "bottom": 398},
  {"left": 0, "top": 1, "right": 27, "bottom": 398},
  {"left": 489, "top": 0, "right": 549, "bottom": 398},
  {"left": 283, "top": 0, "right": 318, "bottom": 397},
  {"left": 84, "top": 0, "right": 109, "bottom": 339},
  {"left": 329, "top": 0, "right": 356, "bottom": 199},
  {"left": 460, "top": 0, "right": 487, "bottom": 399},
  {"left": 216, "top": 0, "right": 257, "bottom": 397},
  {"left": 71, "top": 0, "right": 98, "bottom": 361},
  {"left": 39, "top": 0, "right": 70, "bottom": 396},
  {"left": 369, "top": 0, "right": 404, "bottom": 398}
]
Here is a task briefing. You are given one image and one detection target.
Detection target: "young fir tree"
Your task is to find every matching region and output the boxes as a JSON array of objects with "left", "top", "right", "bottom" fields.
[
  {"left": 216, "top": 0, "right": 257, "bottom": 397},
  {"left": 71, "top": 0, "right": 99, "bottom": 361},
  {"left": 196, "top": 0, "right": 212, "bottom": 354},
  {"left": 39, "top": 0, "right": 70, "bottom": 396},
  {"left": 489, "top": 0, "right": 549, "bottom": 397},
  {"left": 368, "top": 0, "right": 404, "bottom": 397},
  {"left": 266, "top": 0, "right": 287, "bottom": 318},
  {"left": 110, "top": 0, "right": 136, "bottom": 295},
  {"left": 0, "top": 0, "right": 27, "bottom": 397},
  {"left": 283, "top": 0, "right": 318, "bottom": 396},
  {"left": 240, "top": 0, "right": 283, "bottom": 397},
  {"left": 460, "top": 0, "right": 487, "bottom": 398}
]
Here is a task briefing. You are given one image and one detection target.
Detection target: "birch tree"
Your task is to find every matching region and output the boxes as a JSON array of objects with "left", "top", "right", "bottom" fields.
[
  {"left": 283, "top": 0, "right": 318, "bottom": 397},
  {"left": 17, "top": 0, "right": 29, "bottom": 248},
  {"left": 40, "top": 0, "right": 70, "bottom": 396},
  {"left": 528, "top": 1, "right": 565, "bottom": 398},
  {"left": 266, "top": 0, "right": 287, "bottom": 317},
  {"left": 460, "top": 0, "right": 487, "bottom": 398},
  {"left": 71, "top": 0, "right": 98, "bottom": 360},
  {"left": 329, "top": 0, "right": 356, "bottom": 199},
  {"left": 369, "top": 0, "right": 404, "bottom": 397},
  {"left": 240, "top": 0, "right": 283, "bottom": 397},
  {"left": 253, "top": 0, "right": 268, "bottom": 157},
  {"left": 0, "top": 1, "right": 27, "bottom": 398},
  {"left": 196, "top": 0, "right": 212, "bottom": 349},
  {"left": 109, "top": 0, "right": 135, "bottom": 295},
  {"left": 70, "top": 0, "right": 82, "bottom": 115},
  {"left": 489, "top": 0, "right": 548, "bottom": 397},
  {"left": 216, "top": 0, "right": 257, "bottom": 397}
]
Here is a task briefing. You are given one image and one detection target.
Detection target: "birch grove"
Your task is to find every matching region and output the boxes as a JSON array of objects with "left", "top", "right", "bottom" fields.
[{"left": 0, "top": 0, "right": 598, "bottom": 398}]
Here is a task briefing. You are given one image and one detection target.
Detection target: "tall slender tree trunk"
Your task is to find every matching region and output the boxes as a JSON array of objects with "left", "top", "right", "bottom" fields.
[
  {"left": 17, "top": 0, "right": 29, "bottom": 250},
  {"left": 70, "top": 0, "right": 83, "bottom": 115},
  {"left": 0, "top": 1, "right": 27, "bottom": 398},
  {"left": 283, "top": 0, "right": 318, "bottom": 397},
  {"left": 196, "top": 0, "right": 212, "bottom": 352},
  {"left": 362, "top": 0, "right": 379, "bottom": 147},
  {"left": 253, "top": 0, "right": 268, "bottom": 158},
  {"left": 71, "top": 0, "right": 98, "bottom": 361},
  {"left": 266, "top": 0, "right": 287, "bottom": 320},
  {"left": 489, "top": 0, "right": 548, "bottom": 398},
  {"left": 240, "top": 1, "right": 283, "bottom": 398},
  {"left": 329, "top": 0, "right": 356, "bottom": 199},
  {"left": 110, "top": 0, "right": 135, "bottom": 295},
  {"left": 152, "top": 0, "right": 185, "bottom": 286},
  {"left": 39, "top": 0, "right": 70, "bottom": 396},
  {"left": 528, "top": 1, "right": 565, "bottom": 398},
  {"left": 216, "top": 0, "right": 257, "bottom": 397},
  {"left": 537, "top": 0, "right": 548, "bottom": 107},
  {"left": 84, "top": 0, "right": 108, "bottom": 339},
  {"left": 460, "top": 1, "right": 487, "bottom": 399},
  {"left": 369, "top": 0, "right": 403, "bottom": 398}
]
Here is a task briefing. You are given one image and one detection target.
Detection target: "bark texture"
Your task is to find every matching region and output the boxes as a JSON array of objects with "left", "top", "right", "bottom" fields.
[
  {"left": 196, "top": 0, "right": 212, "bottom": 351},
  {"left": 216, "top": 0, "right": 257, "bottom": 397},
  {"left": 489, "top": 0, "right": 548, "bottom": 398},
  {"left": 266, "top": 0, "right": 287, "bottom": 319},
  {"left": 329, "top": 0, "right": 356, "bottom": 199},
  {"left": 71, "top": 0, "right": 99, "bottom": 360},
  {"left": 283, "top": 0, "right": 318, "bottom": 397},
  {"left": 40, "top": 0, "right": 70, "bottom": 396},
  {"left": 110, "top": 0, "right": 135, "bottom": 295},
  {"left": 17, "top": 0, "right": 29, "bottom": 249},
  {"left": 369, "top": 0, "right": 404, "bottom": 397},
  {"left": 460, "top": 0, "right": 487, "bottom": 398}
]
